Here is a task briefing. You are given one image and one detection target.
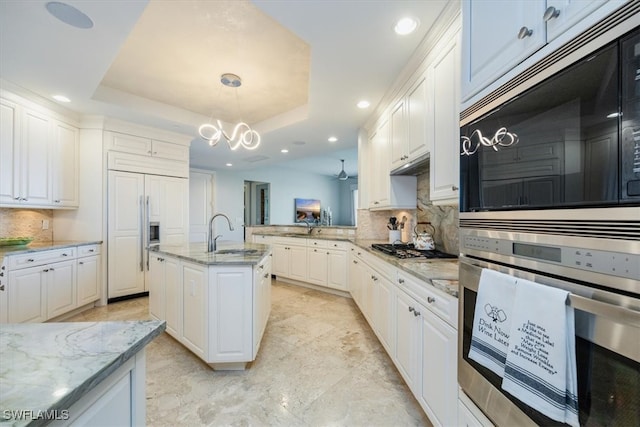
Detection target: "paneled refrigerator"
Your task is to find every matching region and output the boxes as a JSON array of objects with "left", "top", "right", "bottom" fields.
[{"left": 108, "top": 170, "right": 188, "bottom": 300}]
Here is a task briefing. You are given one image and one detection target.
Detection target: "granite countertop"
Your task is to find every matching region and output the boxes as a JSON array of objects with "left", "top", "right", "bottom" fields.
[
  {"left": 253, "top": 231, "right": 355, "bottom": 242},
  {"left": 150, "top": 242, "right": 271, "bottom": 266},
  {"left": 352, "top": 239, "right": 460, "bottom": 298},
  {"left": 0, "top": 320, "right": 165, "bottom": 426},
  {"left": 0, "top": 240, "right": 103, "bottom": 267}
]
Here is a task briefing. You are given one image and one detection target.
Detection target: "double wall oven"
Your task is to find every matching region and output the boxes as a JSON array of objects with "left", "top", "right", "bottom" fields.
[{"left": 458, "top": 6, "right": 640, "bottom": 427}]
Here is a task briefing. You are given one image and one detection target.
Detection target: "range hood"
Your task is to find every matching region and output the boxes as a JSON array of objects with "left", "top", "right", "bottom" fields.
[{"left": 390, "top": 152, "right": 430, "bottom": 176}]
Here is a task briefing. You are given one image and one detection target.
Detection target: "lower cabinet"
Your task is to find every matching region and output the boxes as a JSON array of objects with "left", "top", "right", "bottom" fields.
[
  {"left": 7, "top": 265, "right": 47, "bottom": 323},
  {"left": 45, "top": 259, "right": 77, "bottom": 319},
  {"left": 394, "top": 288, "right": 422, "bottom": 393},
  {"left": 307, "top": 247, "right": 348, "bottom": 291},
  {"left": 77, "top": 255, "right": 100, "bottom": 306},
  {"left": 149, "top": 252, "right": 271, "bottom": 369}
]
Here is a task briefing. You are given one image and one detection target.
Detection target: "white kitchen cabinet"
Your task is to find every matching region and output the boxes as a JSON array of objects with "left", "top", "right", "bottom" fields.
[
  {"left": 77, "top": 253, "right": 100, "bottom": 307},
  {"left": 181, "top": 262, "right": 208, "bottom": 360},
  {"left": 369, "top": 118, "right": 391, "bottom": 208},
  {"left": 429, "top": 33, "right": 461, "bottom": 204},
  {"left": 52, "top": 120, "right": 79, "bottom": 207},
  {"left": 306, "top": 241, "right": 348, "bottom": 291},
  {"left": 272, "top": 237, "right": 307, "bottom": 282},
  {"left": 189, "top": 170, "right": 214, "bottom": 243},
  {"left": 148, "top": 253, "right": 182, "bottom": 339},
  {"left": 390, "top": 75, "right": 431, "bottom": 172},
  {"left": 326, "top": 248, "right": 348, "bottom": 291},
  {"left": 253, "top": 257, "right": 272, "bottom": 355},
  {"left": 148, "top": 255, "right": 165, "bottom": 321},
  {"left": 348, "top": 248, "right": 367, "bottom": 309},
  {"left": 106, "top": 131, "right": 189, "bottom": 162},
  {"left": 461, "top": 0, "right": 618, "bottom": 102},
  {"left": 7, "top": 265, "right": 47, "bottom": 323},
  {"left": 420, "top": 306, "right": 458, "bottom": 427},
  {"left": 394, "top": 287, "right": 422, "bottom": 394},
  {"left": 46, "top": 259, "right": 77, "bottom": 319},
  {"left": 307, "top": 247, "right": 329, "bottom": 286},
  {"left": 375, "top": 273, "right": 395, "bottom": 356},
  {"left": 0, "top": 96, "right": 79, "bottom": 208}
]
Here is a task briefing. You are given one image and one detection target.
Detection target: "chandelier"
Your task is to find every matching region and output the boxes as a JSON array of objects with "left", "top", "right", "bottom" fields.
[{"left": 199, "top": 73, "right": 261, "bottom": 150}]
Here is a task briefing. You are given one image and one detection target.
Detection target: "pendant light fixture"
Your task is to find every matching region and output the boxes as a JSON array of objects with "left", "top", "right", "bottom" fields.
[
  {"left": 337, "top": 159, "right": 349, "bottom": 181},
  {"left": 199, "top": 73, "right": 261, "bottom": 150}
]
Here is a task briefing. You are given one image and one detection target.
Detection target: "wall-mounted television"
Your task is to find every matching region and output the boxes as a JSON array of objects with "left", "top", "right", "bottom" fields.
[{"left": 294, "top": 198, "right": 320, "bottom": 223}]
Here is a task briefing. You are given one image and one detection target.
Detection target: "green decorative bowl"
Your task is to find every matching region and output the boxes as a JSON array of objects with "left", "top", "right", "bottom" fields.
[{"left": 0, "top": 237, "right": 34, "bottom": 246}]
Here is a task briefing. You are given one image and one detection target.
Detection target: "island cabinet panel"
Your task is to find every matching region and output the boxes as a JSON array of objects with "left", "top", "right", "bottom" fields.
[
  {"left": 181, "top": 263, "right": 208, "bottom": 360},
  {"left": 209, "top": 267, "right": 253, "bottom": 362},
  {"left": 164, "top": 257, "right": 181, "bottom": 338}
]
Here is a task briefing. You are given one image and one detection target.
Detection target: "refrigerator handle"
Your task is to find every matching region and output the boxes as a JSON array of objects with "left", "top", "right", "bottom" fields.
[
  {"left": 139, "top": 196, "right": 144, "bottom": 272},
  {"left": 146, "top": 196, "right": 150, "bottom": 271}
]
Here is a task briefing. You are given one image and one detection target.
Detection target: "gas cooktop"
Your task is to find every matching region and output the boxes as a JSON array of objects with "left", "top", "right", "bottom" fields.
[{"left": 371, "top": 243, "right": 457, "bottom": 260}]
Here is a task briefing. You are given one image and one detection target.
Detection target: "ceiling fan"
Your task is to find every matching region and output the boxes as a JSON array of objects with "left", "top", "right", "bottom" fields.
[{"left": 336, "top": 159, "right": 349, "bottom": 181}]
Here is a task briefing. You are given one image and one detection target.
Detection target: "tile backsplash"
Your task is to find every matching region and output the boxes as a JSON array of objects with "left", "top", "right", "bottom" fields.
[
  {"left": 357, "top": 169, "right": 459, "bottom": 254},
  {"left": 0, "top": 208, "right": 54, "bottom": 242}
]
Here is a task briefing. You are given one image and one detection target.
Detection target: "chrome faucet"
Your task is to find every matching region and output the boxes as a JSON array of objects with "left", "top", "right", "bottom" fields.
[
  {"left": 207, "top": 213, "right": 234, "bottom": 252},
  {"left": 302, "top": 218, "right": 314, "bottom": 235}
]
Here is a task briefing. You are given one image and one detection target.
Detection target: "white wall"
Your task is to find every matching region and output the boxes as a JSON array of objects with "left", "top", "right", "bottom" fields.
[{"left": 211, "top": 166, "right": 355, "bottom": 241}]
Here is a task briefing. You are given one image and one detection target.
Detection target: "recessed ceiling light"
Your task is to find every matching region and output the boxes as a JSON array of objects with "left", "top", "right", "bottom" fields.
[
  {"left": 606, "top": 112, "right": 621, "bottom": 118},
  {"left": 395, "top": 17, "right": 419, "bottom": 35},
  {"left": 226, "top": 163, "right": 233, "bottom": 167},
  {"left": 52, "top": 94, "right": 70, "bottom": 103},
  {"left": 357, "top": 100, "right": 370, "bottom": 109},
  {"left": 45, "top": 2, "right": 94, "bottom": 29},
  {"left": 328, "top": 136, "right": 338, "bottom": 143},
  {"left": 281, "top": 149, "right": 289, "bottom": 153}
]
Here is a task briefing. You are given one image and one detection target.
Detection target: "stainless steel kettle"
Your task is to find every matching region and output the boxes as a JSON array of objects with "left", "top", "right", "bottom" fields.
[{"left": 413, "top": 223, "right": 435, "bottom": 250}]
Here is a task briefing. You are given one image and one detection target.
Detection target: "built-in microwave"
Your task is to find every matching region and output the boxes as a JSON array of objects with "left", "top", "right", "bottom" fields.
[{"left": 460, "top": 27, "right": 640, "bottom": 213}]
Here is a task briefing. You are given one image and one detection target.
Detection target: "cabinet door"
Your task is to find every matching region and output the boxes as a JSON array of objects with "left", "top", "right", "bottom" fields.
[
  {"left": 370, "top": 118, "right": 390, "bottom": 208},
  {"left": 8, "top": 266, "right": 46, "bottom": 323},
  {"left": 160, "top": 177, "right": 189, "bottom": 246},
  {"left": 108, "top": 132, "right": 152, "bottom": 156},
  {"left": 461, "top": 0, "right": 546, "bottom": 100},
  {"left": 151, "top": 140, "right": 189, "bottom": 161},
  {"left": 46, "top": 260, "right": 77, "bottom": 319},
  {"left": 272, "top": 244, "right": 289, "bottom": 277},
  {"left": 189, "top": 171, "right": 214, "bottom": 243},
  {"left": 407, "top": 75, "right": 430, "bottom": 161},
  {"left": 148, "top": 255, "right": 165, "bottom": 320},
  {"left": 327, "top": 249, "right": 347, "bottom": 291},
  {"left": 108, "top": 171, "right": 145, "bottom": 299},
  {"left": 0, "top": 98, "right": 19, "bottom": 204},
  {"left": 77, "top": 255, "right": 100, "bottom": 306},
  {"left": 394, "top": 289, "right": 421, "bottom": 394},
  {"left": 545, "top": 0, "right": 607, "bottom": 42},
  {"left": 164, "top": 257, "right": 181, "bottom": 338},
  {"left": 182, "top": 263, "right": 207, "bottom": 360},
  {"left": 307, "top": 248, "right": 328, "bottom": 286},
  {"left": 390, "top": 100, "right": 407, "bottom": 170},
  {"left": 21, "top": 108, "right": 52, "bottom": 205},
  {"left": 210, "top": 267, "right": 253, "bottom": 362},
  {"left": 430, "top": 35, "right": 461, "bottom": 203},
  {"left": 420, "top": 309, "right": 458, "bottom": 426},
  {"left": 375, "top": 275, "right": 395, "bottom": 355},
  {"left": 52, "top": 120, "right": 79, "bottom": 207},
  {"left": 288, "top": 245, "right": 308, "bottom": 282},
  {"left": 348, "top": 253, "right": 365, "bottom": 308}
]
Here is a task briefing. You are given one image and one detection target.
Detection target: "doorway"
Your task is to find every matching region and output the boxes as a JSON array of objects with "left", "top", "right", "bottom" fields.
[{"left": 244, "top": 181, "right": 270, "bottom": 227}]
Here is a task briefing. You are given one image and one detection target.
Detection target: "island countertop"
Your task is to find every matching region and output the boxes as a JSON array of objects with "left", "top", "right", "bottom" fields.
[
  {"left": 150, "top": 242, "right": 271, "bottom": 266},
  {"left": 0, "top": 320, "right": 165, "bottom": 426}
]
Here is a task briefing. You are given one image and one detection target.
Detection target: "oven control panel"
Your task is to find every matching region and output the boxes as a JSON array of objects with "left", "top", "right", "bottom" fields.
[{"left": 463, "top": 236, "right": 639, "bottom": 280}]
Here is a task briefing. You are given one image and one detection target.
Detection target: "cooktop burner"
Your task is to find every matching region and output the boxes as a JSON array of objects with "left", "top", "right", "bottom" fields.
[{"left": 371, "top": 243, "right": 457, "bottom": 260}]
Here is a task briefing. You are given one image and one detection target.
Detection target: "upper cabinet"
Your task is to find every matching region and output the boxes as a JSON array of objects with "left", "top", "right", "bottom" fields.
[
  {"left": 461, "top": 0, "right": 623, "bottom": 102},
  {"left": 0, "top": 95, "right": 79, "bottom": 208},
  {"left": 429, "top": 33, "right": 461, "bottom": 203}
]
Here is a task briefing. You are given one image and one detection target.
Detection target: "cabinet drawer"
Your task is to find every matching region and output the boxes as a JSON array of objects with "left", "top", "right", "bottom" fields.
[
  {"left": 151, "top": 140, "right": 189, "bottom": 162},
  {"left": 252, "top": 235, "right": 273, "bottom": 244},
  {"left": 307, "top": 239, "right": 328, "bottom": 248},
  {"left": 273, "top": 236, "right": 306, "bottom": 246},
  {"left": 397, "top": 271, "right": 457, "bottom": 329},
  {"left": 8, "top": 248, "right": 76, "bottom": 269},
  {"left": 107, "top": 132, "right": 152, "bottom": 156},
  {"left": 78, "top": 244, "right": 101, "bottom": 257},
  {"left": 326, "top": 240, "right": 348, "bottom": 250}
]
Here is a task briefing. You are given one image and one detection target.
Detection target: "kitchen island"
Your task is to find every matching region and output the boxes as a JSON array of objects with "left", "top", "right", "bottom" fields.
[
  {"left": 0, "top": 320, "right": 164, "bottom": 426},
  {"left": 148, "top": 242, "right": 271, "bottom": 370}
]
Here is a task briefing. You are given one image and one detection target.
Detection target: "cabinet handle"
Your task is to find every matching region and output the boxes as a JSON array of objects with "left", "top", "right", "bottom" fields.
[
  {"left": 152, "top": 151, "right": 157, "bottom": 155},
  {"left": 88, "top": 249, "right": 94, "bottom": 253},
  {"left": 54, "top": 200, "right": 60, "bottom": 203},
  {"left": 427, "top": 296, "right": 436, "bottom": 304},
  {"left": 408, "top": 306, "right": 414, "bottom": 312},
  {"left": 517, "top": 26, "right": 533, "bottom": 39},
  {"left": 147, "top": 150, "right": 152, "bottom": 154},
  {"left": 452, "top": 185, "right": 459, "bottom": 191},
  {"left": 50, "top": 267, "right": 55, "bottom": 271},
  {"left": 61, "top": 253, "right": 68, "bottom": 257},
  {"left": 326, "top": 252, "right": 329, "bottom": 255},
  {"left": 314, "top": 249, "right": 318, "bottom": 252},
  {"left": 373, "top": 201, "right": 379, "bottom": 205},
  {"left": 79, "top": 261, "right": 84, "bottom": 265},
  {"left": 334, "top": 244, "right": 338, "bottom": 247},
  {"left": 23, "top": 198, "right": 28, "bottom": 201},
  {"left": 398, "top": 278, "right": 405, "bottom": 284},
  {"left": 14, "top": 197, "right": 20, "bottom": 200},
  {"left": 259, "top": 264, "right": 264, "bottom": 270},
  {"left": 0, "top": 284, "right": 4, "bottom": 291},
  {"left": 27, "top": 259, "right": 34, "bottom": 263},
  {"left": 413, "top": 310, "right": 421, "bottom": 317},
  {"left": 263, "top": 273, "right": 269, "bottom": 278},
  {"left": 543, "top": 6, "right": 560, "bottom": 21},
  {"left": 353, "top": 260, "right": 358, "bottom": 264},
  {"left": 43, "top": 268, "right": 49, "bottom": 272}
]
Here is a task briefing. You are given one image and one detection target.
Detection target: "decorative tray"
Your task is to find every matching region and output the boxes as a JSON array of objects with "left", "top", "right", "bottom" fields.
[{"left": 0, "top": 237, "right": 34, "bottom": 246}]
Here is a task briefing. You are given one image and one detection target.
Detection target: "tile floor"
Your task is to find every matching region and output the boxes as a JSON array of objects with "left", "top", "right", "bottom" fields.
[{"left": 67, "top": 281, "right": 431, "bottom": 426}]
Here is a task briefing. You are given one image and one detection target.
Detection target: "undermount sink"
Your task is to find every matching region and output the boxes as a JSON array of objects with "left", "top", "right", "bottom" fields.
[{"left": 214, "top": 249, "right": 259, "bottom": 255}]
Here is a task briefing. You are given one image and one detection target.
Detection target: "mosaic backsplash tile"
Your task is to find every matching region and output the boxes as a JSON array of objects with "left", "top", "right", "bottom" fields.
[{"left": 0, "top": 208, "right": 54, "bottom": 242}]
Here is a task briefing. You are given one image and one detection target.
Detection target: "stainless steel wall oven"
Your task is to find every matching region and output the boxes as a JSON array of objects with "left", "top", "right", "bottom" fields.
[{"left": 458, "top": 6, "right": 640, "bottom": 426}]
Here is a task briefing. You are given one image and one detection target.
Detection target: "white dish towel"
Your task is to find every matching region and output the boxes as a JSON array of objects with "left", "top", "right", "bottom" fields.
[
  {"left": 501, "top": 278, "right": 579, "bottom": 427},
  {"left": 468, "top": 269, "right": 517, "bottom": 376}
]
